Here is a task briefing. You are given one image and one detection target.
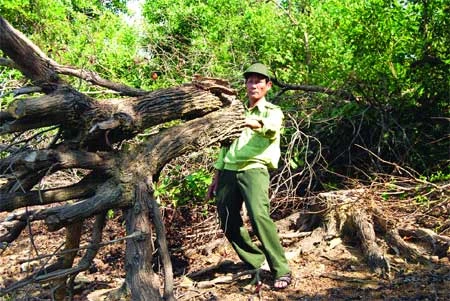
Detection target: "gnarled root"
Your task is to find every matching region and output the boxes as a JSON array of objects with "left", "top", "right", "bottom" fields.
[{"left": 346, "top": 207, "right": 390, "bottom": 276}]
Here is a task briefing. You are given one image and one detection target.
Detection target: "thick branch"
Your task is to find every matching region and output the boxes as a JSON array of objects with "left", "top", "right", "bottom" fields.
[
  {"left": 0, "top": 111, "right": 14, "bottom": 122},
  {"left": 0, "top": 57, "right": 16, "bottom": 68},
  {"left": 0, "top": 17, "right": 61, "bottom": 86},
  {"left": 148, "top": 193, "right": 175, "bottom": 301},
  {"left": 0, "top": 174, "right": 102, "bottom": 212},
  {"left": 0, "top": 219, "right": 27, "bottom": 243},
  {"left": 53, "top": 221, "right": 83, "bottom": 300},
  {"left": 125, "top": 182, "right": 161, "bottom": 300},
  {"left": 0, "top": 17, "right": 144, "bottom": 95},
  {"left": 44, "top": 180, "right": 124, "bottom": 231},
  {"left": 130, "top": 102, "right": 245, "bottom": 175},
  {"left": 1, "top": 86, "right": 94, "bottom": 134},
  {"left": 7, "top": 86, "right": 93, "bottom": 120},
  {"left": 1, "top": 149, "right": 112, "bottom": 178},
  {"left": 2, "top": 80, "right": 237, "bottom": 154}
]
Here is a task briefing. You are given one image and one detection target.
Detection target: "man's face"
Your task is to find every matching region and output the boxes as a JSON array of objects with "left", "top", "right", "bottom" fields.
[{"left": 246, "top": 73, "right": 272, "bottom": 103}]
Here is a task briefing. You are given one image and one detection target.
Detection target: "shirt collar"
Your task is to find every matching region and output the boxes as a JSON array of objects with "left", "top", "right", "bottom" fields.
[{"left": 246, "top": 98, "right": 267, "bottom": 112}]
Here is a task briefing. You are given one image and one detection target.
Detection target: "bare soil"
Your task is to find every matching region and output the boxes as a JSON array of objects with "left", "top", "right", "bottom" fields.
[{"left": 1, "top": 201, "right": 449, "bottom": 301}]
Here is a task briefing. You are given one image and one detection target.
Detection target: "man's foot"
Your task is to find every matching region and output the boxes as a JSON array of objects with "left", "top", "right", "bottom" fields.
[{"left": 273, "top": 273, "right": 291, "bottom": 290}]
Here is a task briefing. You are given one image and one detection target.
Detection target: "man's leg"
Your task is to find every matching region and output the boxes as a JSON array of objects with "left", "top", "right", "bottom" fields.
[
  {"left": 237, "top": 168, "right": 291, "bottom": 278},
  {"left": 216, "top": 170, "right": 265, "bottom": 269}
]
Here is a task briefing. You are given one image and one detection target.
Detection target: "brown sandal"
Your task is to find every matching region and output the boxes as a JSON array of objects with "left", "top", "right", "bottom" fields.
[{"left": 273, "top": 273, "right": 291, "bottom": 290}]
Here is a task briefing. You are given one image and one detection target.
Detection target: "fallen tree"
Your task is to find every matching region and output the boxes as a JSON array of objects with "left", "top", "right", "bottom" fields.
[{"left": 0, "top": 17, "right": 244, "bottom": 300}]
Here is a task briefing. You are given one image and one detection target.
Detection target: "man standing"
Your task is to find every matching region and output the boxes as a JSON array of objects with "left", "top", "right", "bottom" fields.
[{"left": 206, "top": 63, "right": 291, "bottom": 289}]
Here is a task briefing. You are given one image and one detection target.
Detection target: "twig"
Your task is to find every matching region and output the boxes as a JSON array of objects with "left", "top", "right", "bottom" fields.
[
  {"left": 355, "top": 144, "right": 440, "bottom": 189},
  {"left": 0, "top": 213, "right": 108, "bottom": 296},
  {"left": 270, "top": 112, "right": 326, "bottom": 207},
  {"left": 18, "top": 230, "right": 143, "bottom": 264}
]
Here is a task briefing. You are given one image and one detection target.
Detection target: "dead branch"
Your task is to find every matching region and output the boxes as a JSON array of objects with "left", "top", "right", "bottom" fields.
[
  {"left": 18, "top": 230, "right": 143, "bottom": 265},
  {"left": 44, "top": 180, "right": 123, "bottom": 231},
  {"left": 124, "top": 184, "right": 160, "bottom": 301},
  {"left": 0, "top": 17, "right": 61, "bottom": 86},
  {"left": 53, "top": 221, "right": 83, "bottom": 299},
  {"left": 54, "top": 65, "right": 147, "bottom": 96},
  {"left": 0, "top": 174, "right": 101, "bottom": 211},
  {"left": 0, "top": 17, "right": 145, "bottom": 96},
  {"left": 0, "top": 214, "right": 107, "bottom": 296},
  {"left": 0, "top": 219, "right": 27, "bottom": 244},
  {"left": 272, "top": 77, "right": 356, "bottom": 101},
  {"left": 148, "top": 192, "right": 175, "bottom": 301},
  {"left": 270, "top": 112, "right": 326, "bottom": 203}
]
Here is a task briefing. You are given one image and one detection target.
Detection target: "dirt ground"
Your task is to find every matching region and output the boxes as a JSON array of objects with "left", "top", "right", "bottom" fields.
[{"left": 1, "top": 201, "right": 449, "bottom": 301}]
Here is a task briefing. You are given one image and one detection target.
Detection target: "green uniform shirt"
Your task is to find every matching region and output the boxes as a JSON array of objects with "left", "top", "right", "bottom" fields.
[{"left": 214, "top": 99, "right": 284, "bottom": 171}]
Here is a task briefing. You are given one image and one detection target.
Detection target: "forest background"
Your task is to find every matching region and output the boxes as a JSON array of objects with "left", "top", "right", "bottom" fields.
[
  {"left": 1, "top": 0, "right": 448, "bottom": 197},
  {"left": 0, "top": 0, "right": 449, "bottom": 299}
]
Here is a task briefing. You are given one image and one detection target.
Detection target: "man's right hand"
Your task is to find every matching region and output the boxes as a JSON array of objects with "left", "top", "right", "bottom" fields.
[{"left": 205, "top": 171, "right": 219, "bottom": 201}]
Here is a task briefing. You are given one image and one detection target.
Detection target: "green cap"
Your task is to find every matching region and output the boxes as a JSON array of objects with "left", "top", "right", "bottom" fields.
[{"left": 243, "top": 63, "right": 270, "bottom": 80}]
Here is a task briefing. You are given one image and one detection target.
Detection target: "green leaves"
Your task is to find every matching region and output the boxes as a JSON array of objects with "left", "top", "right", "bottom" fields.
[{"left": 153, "top": 167, "right": 212, "bottom": 207}]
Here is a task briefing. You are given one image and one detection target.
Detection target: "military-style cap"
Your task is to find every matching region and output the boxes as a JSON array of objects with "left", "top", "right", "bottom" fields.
[{"left": 243, "top": 63, "right": 270, "bottom": 79}]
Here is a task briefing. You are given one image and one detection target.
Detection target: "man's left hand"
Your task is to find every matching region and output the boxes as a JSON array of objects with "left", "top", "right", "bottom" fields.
[{"left": 244, "top": 117, "right": 262, "bottom": 129}]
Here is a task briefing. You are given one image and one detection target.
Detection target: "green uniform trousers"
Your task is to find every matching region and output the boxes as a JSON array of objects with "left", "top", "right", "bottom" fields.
[{"left": 216, "top": 168, "right": 290, "bottom": 278}]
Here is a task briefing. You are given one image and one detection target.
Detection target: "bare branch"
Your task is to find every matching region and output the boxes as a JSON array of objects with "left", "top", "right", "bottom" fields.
[
  {"left": 0, "top": 17, "right": 61, "bottom": 86},
  {"left": 0, "top": 17, "right": 145, "bottom": 96},
  {"left": 0, "top": 57, "right": 16, "bottom": 68},
  {"left": 0, "top": 176, "right": 101, "bottom": 212},
  {"left": 1, "top": 149, "right": 113, "bottom": 178},
  {"left": 54, "top": 65, "right": 147, "bottom": 96},
  {"left": 0, "top": 219, "right": 27, "bottom": 244},
  {"left": 272, "top": 77, "right": 356, "bottom": 101},
  {"left": 0, "top": 214, "right": 108, "bottom": 296},
  {"left": 44, "top": 180, "right": 124, "bottom": 231}
]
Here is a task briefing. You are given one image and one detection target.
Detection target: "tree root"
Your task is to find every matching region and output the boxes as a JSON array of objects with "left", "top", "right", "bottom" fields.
[
  {"left": 277, "top": 188, "right": 448, "bottom": 277},
  {"left": 347, "top": 207, "right": 390, "bottom": 276}
]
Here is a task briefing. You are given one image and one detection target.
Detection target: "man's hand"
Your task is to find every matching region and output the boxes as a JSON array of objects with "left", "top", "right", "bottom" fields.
[
  {"left": 244, "top": 117, "right": 262, "bottom": 129},
  {"left": 205, "top": 171, "right": 219, "bottom": 201}
]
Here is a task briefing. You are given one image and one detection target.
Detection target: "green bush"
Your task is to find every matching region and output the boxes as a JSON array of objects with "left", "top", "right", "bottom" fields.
[{"left": 154, "top": 166, "right": 213, "bottom": 207}]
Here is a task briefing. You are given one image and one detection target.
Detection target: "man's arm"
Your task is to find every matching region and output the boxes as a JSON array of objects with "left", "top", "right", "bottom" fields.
[{"left": 247, "top": 108, "right": 284, "bottom": 139}]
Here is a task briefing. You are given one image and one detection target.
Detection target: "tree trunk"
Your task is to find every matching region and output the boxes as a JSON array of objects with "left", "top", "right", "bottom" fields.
[{"left": 124, "top": 181, "right": 161, "bottom": 300}]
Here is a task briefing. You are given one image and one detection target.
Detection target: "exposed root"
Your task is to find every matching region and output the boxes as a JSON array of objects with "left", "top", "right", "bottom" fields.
[
  {"left": 398, "top": 227, "right": 450, "bottom": 258},
  {"left": 347, "top": 207, "right": 390, "bottom": 276},
  {"left": 273, "top": 186, "right": 448, "bottom": 278},
  {"left": 385, "top": 228, "right": 429, "bottom": 264}
]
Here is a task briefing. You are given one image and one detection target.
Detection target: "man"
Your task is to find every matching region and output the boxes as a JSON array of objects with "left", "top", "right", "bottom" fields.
[{"left": 206, "top": 63, "right": 291, "bottom": 289}]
